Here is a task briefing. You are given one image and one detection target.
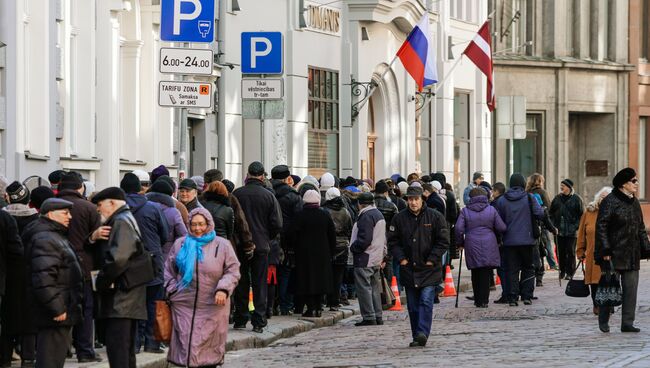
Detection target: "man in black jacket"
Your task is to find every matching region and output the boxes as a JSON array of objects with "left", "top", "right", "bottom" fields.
[
  {"left": 233, "top": 162, "right": 283, "bottom": 333},
  {"left": 388, "top": 186, "right": 449, "bottom": 348},
  {"left": 549, "top": 179, "right": 584, "bottom": 279},
  {"left": 0, "top": 206, "right": 23, "bottom": 366},
  {"left": 56, "top": 172, "right": 103, "bottom": 363},
  {"left": 91, "top": 188, "right": 147, "bottom": 368},
  {"left": 595, "top": 168, "right": 650, "bottom": 333},
  {"left": 28, "top": 198, "right": 83, "bottom": 368},
  {"left": 270, "top": 165, "right": 302, "bottom": 316}
]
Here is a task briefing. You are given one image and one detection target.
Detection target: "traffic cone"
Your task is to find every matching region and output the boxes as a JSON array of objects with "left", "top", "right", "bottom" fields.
[
  {"left": 388, "top": 276, "right": 402, "bottom": 311},
  {"left": 495, "top": 275, "right": 501, "bottom": 286},
  {"left": 248, "top": 288, "right": 255, "bottom": 312},
  {"left": 443, "top": 265, "right": 457, "bottom": 297}
]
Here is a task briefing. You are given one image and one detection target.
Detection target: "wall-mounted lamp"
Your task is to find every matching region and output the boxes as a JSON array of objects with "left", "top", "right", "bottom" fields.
[{"left": 361, "top": 27, "right": 369, "bottom": 41}]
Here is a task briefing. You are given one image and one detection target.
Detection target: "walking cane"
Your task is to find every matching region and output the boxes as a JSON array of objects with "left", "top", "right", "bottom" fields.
[{"left": 454, "top": 249, "right": 464, "bottom": 308}]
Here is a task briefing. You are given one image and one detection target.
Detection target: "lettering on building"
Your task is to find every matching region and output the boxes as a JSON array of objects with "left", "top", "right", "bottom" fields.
[{"left": 306, "top": 4, "right": 340, "bottom": 35}]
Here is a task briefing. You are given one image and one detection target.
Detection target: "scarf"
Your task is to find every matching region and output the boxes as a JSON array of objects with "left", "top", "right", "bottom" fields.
[{"left": 175, "top": 230, "right": 216, "bottom": 289}]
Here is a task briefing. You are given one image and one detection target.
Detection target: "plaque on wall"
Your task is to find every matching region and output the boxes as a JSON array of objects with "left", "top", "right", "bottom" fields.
[{"left": 585, "top": 160, "right": 608, "bottom": 177}]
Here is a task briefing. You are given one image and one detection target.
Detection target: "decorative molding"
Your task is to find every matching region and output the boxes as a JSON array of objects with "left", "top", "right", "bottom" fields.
[
  {"left": 273, "top": 120, "right": 287, "bottom": 165},
  {"left": 348, "top": 79, "right": 377, "bottom": 122}
]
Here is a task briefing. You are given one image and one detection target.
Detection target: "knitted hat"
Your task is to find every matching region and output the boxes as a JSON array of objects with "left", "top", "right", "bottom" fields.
[
  {"left": 302, "top": 189, "right": 321, "bottom": 205},
  {"left": 6, "top": 181, "right": 30, "bottom": 204},
  {"left": 150, "top": 165, "right": 170, "bottom": 183},
  {"left": 290, "top": 175, "right": 301, "bottom": 186},
  {"left": 397, "top": 181, "right": 409, "bottom": 195},
  {"left": 91, "top": 187, "right": 126, "bottom": 204},
  {"left": 222, "top": 179, "right": 235, "bottom": 194},
  {"left": 613, "top": 168, "right": 636, "bottom": 188},
  {"left": 155, "top": 175, "right": 176, "bottom": 192},
  {"left": 509, "top": 173, "right": 526, "bottom": 189},
  {"left": 374, "top": 180, "right": 389, "bottom": 194},
  {"left": 561, "top": 178, "right": 574, "bottom": 190},
  {"left": 325, "top": 187, "right": 341, "bottom": 201},
  {"left": 30, "top": 186, "right": 55, "bottom": 210},
  {"left": 150, "top": 180, "right": 174, "bottom": 196},
  {"left": 120, "top": 173, "right": 142, "bottom": 194},
  {"left": 320, "top": 172, "right": 335, "bottom": 188},
  {"left": 432, "top": 181, "right": 442, "bottom": 191}
]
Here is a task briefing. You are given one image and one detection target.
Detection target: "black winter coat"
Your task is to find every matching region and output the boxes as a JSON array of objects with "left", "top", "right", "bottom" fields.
[
  {"left": 550, "top": 193, "right": 584, "bottom": 237},
  {"left": 444, "top": 190, "right": 459, "bottom": 224},
  {"left": 272, "top": 180, "right": 302, "bottom": 266},
  {"left": 389, "top": 193, "right": 407, "bottom": 212},
  {"left": 233, "top": 179, "right": 283, "bottom": 254},
  {"left": 426, "top": 194, "right": 446, "bottom": 216},
  {"left": 374, "top": 195, "right": 398, "bottom": 233},
  {"left": 95, "top": 206, "right": 147, "bottom": 320},
  {"left": 324, "top": 198, "right": 353, "bottom": 265},
  {"left": 595, "top": 189, "right": 650, "bottom": 271},
  {"left": 388, "top": 204, "right": 449, "bottom": 288},
  {"left": 126, "top": 193, "right": 168, "bottom": 286},
  {"left": 286, "top": 206, "right": 336, "bottom": 295},
  {"left": 0, "top": 210, "right": 22, "bottom": 296},
  {"left": 27, "top": 218, "right": 83, "bottom": 328},
  {"left": 57, "top": 190, "right": 102, "bottom": 279},
  {"left": 200, "top": 192, "right": 234, "bottom": 240}
]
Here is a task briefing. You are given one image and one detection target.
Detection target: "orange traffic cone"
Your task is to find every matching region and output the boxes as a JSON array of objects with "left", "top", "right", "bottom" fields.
[
  {"left": 388, "top": 276, "right": 402, "bottom": 311},
  {"left": 248, "top": 288, "right": 255, "bottom": 312},
  {"left": 495, "top": 275, "right": 501, "bottom": 286},
  {"left": 443, "top": 265, "right": 457, "bottom": 297}
]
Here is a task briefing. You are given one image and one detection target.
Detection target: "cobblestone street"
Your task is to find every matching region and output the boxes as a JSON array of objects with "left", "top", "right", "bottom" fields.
[{"left": 226, "top": 264, "right": 650, "bottom": 368}]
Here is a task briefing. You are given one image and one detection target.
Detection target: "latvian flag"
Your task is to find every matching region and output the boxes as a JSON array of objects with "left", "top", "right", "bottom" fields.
[
  {"left": 396, "top": 14, "right": 438, "bottom": 91},
  {"left": 463, "top": 21, "right": 495, "bottom": 111}
]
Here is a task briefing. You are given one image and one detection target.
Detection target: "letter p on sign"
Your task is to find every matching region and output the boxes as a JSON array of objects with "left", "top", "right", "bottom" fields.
[{"left": 241, "top": 32, "right": 283, "bottom": 74}]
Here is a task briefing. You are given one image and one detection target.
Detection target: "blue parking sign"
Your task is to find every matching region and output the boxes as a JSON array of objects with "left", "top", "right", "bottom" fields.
[
  {"left": 160, "top": 0, "right": 214, "bottom": 43},
  {"left": 241, "top": 32, "right": 283, "bottom": 74}
]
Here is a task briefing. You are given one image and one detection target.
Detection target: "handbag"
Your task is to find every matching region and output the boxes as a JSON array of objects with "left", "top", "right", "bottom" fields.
[
  {"left": 153, "top": 299, "right": 172, "bottom": 343},
  {"left": 119, "top": 250, "right": 155, "bottom": 290},
  {"left": 565, "top": 262, "right": 590, "bottom": 297},
  {"left": 594, "top": 261, "right": 623, "bottom": 307},
  {"left": 380, "top": 270, "right": 396, "bottom": 309}
]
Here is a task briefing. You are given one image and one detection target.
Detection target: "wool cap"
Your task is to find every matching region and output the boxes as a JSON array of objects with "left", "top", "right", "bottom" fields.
[
  {"left": 290, "top": 175, "right": 301, "bottom": 186},
  {"left": 48, "top": 170, "right": 67, "bottom": 185},
  {"left": 6, "top": 181, "right": 29, "bottom": 204},
  {"left": 40, "top": 198, "right": 73, "bottom": 215},
  {"left": 374, "top": 180, "right": 389, "bottom": 194},
  {"left": 91, "top": 187, "right": 126, "bottom": 204},
  {"left": 325, "top": 187, "right": 341, "bottom": 201},
  {"left": 150, "top": 165, "right": 170, "bottom": 183},
  {"left": 248, "top": 161, "right": 265, "bottom": 176},
  {"left": 222, "top": 179, "right": 235, "bottom": 194},
  {"left": 303, "top": 189, "right": 321, "bottom": 205},
  {"left": 271, "top": 165, "right": 291, "bottom": 180},
  {"left": 120, "top": 173, "right": 142, "bottom": 194},
  {"left": 155, "top": 175, "right": 176, "bottom": 192},
  {"left": 613, "top": 168, "right": 637, "bottom": 188},
  {"left": 150, "top": 180, "right": 174, "bottom": 196},
  {"left": 561, "top": 178, "right": 574, "bottom": 190},
  {"left": 320, "top": 172, "right": 335, "bottom": 188},
  {"left": 473, "top": 172, "right": 484, "bottom": 182},
  {"left": 30, "top": 186, "right": 55, "bottom": 210},
  {"left": 432, "top": 181, "right": 442, "bottom": 191},
  {"left": 358, "top": 192, "right": 375, "bottom": 205},
  {"left": 397, "top": 181, "right": 409, "bottom": 195},
  {"left": 509, "top": 173, "right": 526, "bottom": 189}
]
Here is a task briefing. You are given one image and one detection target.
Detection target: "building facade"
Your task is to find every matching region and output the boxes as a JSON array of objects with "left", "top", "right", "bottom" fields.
[
  {"left": 492, "top": 0, "right": 632, "bottom": 200},
  {"left": 0, "top": 0, "right": 491, "bottom": 193}
]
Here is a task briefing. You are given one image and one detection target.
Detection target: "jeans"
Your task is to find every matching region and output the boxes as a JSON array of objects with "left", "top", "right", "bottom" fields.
[
  {"left": 277, "top": 264, "right": 294, "bottom": 313},
  {"left": 405, "top": 286, "right": 435, "bottom": 339},
  {"left": 557, "top": 236, "right": 577, "bottom": 276},
  {"left": 73, "top": 283, "right": 96, "bottom": 358},
  {"left": 542, "top": 230, "right": 558, "bottom": 268},
  {"left": 105, "top": 318, "right": 137, "bottom": 368},
  {"left": 36, "top": 326, "right": 72, "bottom": 368},
  {"left": 353, "top": 267, "right": 383, "bottom": 321},
  {"left": 504, "top": 245, "right": 535, "bottom": 302},
  {"left": 470, "top": 267, "right": 492, "bottom": 306},
  {"left": 135, "top": 284, "right": 163, "bottom": 351},
  {"left": 599, "top": 270, "right": 639, "bottom": 328},
  {"left": 234, "top": 252, "right": 269, "bottom": 328}
]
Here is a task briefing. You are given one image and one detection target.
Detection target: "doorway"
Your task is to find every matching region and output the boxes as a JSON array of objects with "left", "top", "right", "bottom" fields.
[{"left": 367, "top": 98, "right": 377, "bottom": 181}]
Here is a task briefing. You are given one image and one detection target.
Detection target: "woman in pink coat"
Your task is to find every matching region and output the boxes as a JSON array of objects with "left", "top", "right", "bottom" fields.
[{"left": 164, "top": 207, "right": 241, "bottom": 367}]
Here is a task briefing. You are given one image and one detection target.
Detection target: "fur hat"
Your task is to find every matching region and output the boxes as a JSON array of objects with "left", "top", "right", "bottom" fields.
[{"left": 613, "top": 168, "right": 636, "bottom": 188}]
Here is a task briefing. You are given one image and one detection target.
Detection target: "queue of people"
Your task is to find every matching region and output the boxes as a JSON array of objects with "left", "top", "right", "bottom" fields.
[{"left": 0, "top": 164, "right": 647, "bottom": 367}]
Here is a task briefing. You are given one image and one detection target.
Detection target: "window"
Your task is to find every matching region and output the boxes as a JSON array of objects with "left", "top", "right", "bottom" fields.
[
  {"left": 640, "top": 117, "right": 648, "bottom": 199},
  {"left": 510, "top": 114, "right": 543, "bottom": 179},
  {"left": 308, "top": 67, "right": 339, "bottom": 177},
  {"left": 453, "top": 92, "right": 470, "bottom": 195},
  {"left": 641, "top": 0, "right": 650, "bottom": 61},
  {"left": 498, "top": 0, "right": 530, "bottom": 55}
]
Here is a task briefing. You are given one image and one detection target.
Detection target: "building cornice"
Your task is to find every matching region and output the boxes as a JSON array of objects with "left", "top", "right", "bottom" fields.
[
  {"left": 346, "top": 0, "right": 426, "bottom": 27},
  {"left": 494, "top": 56, "right": 635, "bottom": 72}
]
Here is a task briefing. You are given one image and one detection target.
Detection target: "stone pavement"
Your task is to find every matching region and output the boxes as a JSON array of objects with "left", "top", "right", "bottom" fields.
[{"left": 225, "top": 262, "right": 650, "bottom": 368}]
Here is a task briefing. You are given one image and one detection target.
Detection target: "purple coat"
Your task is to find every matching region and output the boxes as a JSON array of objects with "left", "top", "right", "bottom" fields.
[
  {"left": 455, "top": 196, "right": 507, "bottom": 269},
  {"left": 147, "top": 192, "right": 188, "bottom": 257},
  {"left": 164, "top": 208, "right": 240, "bottom": 367}
]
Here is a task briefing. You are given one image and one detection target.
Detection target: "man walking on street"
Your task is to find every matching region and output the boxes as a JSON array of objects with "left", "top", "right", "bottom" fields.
[
  {"left": 56, "top": 172, "right": 103, "bottom": 363},
  {"left": 550, "top": 179, "right": 584, "bottom": 280},
  {"left": 233, "top": 162, "right": 283, "bottom": 333},
  {"left": 388, "top": 186, "right": 448, "bottom": 347},
  {"left": 91, "top": 188, "right": 148, "bottom": 368},
  {"left": 27, "top": 199, "right": 83, "bottom": 368},
  {"left": 493, "top": 174, "right": 545, "bottom": 306},
  {"left": 463, "top": 172, "right": 484, "bottom": 205},
  {"left": 351, "top": 193, "right": 387, "bottom": 327}
]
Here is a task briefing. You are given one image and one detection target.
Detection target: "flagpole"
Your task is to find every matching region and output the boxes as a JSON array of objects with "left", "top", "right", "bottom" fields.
[
  {"left": 354, "top": 55, "right": 399, "bottom": 116},
  {"left": 416, "top": 55, "right": 464, "bottom": 118}
]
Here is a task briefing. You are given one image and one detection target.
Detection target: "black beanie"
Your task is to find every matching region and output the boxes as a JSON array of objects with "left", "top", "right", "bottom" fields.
[
  {"left": 59, "top": 172, "right": 84, "bottom": 191},
  {"left": 612, "top": 168, "right": 636, "bottom": 188},
  {"left": 48, "top": 170, "right": 67, "bottom": 185},
  {"left": 561, "top": 179, "right": 574, "bottom": 190},
  {"left": 509, "top": 173, "right": 526, "bottom": 189},
  {"left": 222, "top": 179, "right": 235, "bottom": 194},
  {"left": 30, "top": 186, "right": 55, "bottom": 210},
  {"left": 150, "top": 180, "right": 174, "bottom": 196},
  {"left": 374, "top": 180, "right": 389, "bottom": 194},
  {"left": 120, "top": 173, "right": 142, "bottom": 194}
]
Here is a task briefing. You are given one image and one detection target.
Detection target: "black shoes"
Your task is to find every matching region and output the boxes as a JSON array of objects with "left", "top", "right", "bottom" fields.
[
  {"left": 465, "top": 296, "right": 475, "bottom": 301},
  {"left": 144, "top": 348, "right": 165, "bottom": 354},
  {"left": 375, "top": 318, "right": 384, "bottom": 325},
  {"left": 409, "top": 341, "right": 421, "bottom": 347},
  {"left": 599, "top": 323, "right": 610, "bottom": 333},
  {"left": 621, "top": 325, "right": 641, "bottom": 333},
  {"left": 494, "top": 297, "right": 508, "bottom": 304},
  {"left": 559, "top": 272, "right": 566, "bottom": 280},
  {"left": 78, "top": 354, "right": 103, "bottom": 363},
  {"left": 355, "top": 319, "right": 377, "bottom": 327},
  {"left": 536, "top": 280, "right": 543, "bottom": 287},
  {"left": 252, "top": 326, "right": 264, "bottom": 333},
  {"left": 412, "top": 333, "right": 428, "bottom": 347},
  {"left": 509, "top": 301, "right": 518, "bottom": 307},
  {"left": 475, "top": 303, "right": 488, "bottom": 308},
  {"left": 523, "top": 299, "right": 532, "bottom": 305},
  {"left": 233, "top": 323, "right": 247, "bottom": 330}
]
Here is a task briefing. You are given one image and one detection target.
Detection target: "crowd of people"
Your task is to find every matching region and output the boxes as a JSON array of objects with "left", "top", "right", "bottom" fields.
[{"left": 0, "top": 162, "right": 647, "bottom": 367}]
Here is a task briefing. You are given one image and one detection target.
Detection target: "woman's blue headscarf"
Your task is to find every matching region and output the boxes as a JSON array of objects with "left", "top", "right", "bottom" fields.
[{"left": 175, "top": 208, "right": 216, "bottom": 289}]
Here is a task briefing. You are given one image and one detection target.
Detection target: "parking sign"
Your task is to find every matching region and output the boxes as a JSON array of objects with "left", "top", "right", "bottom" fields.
[
  {"left": 241, "top": 32, "right": 283, "bottom": 74},
  {"left": 160, "top": 0, "right": 215, "bottom": 43}
]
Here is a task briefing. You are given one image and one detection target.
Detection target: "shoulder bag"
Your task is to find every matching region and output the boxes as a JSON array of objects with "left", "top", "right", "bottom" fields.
[
  {"left": 564, "top": 261, "right": 590, "bottom": 297},
  {"left": 594, "top": 261, "right": 623, "bottom": 307}
]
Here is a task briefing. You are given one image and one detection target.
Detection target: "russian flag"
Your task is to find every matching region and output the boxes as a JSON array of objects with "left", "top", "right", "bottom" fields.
[{"left": 396, "top": 14, "right": 438, "bottom": 91}]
